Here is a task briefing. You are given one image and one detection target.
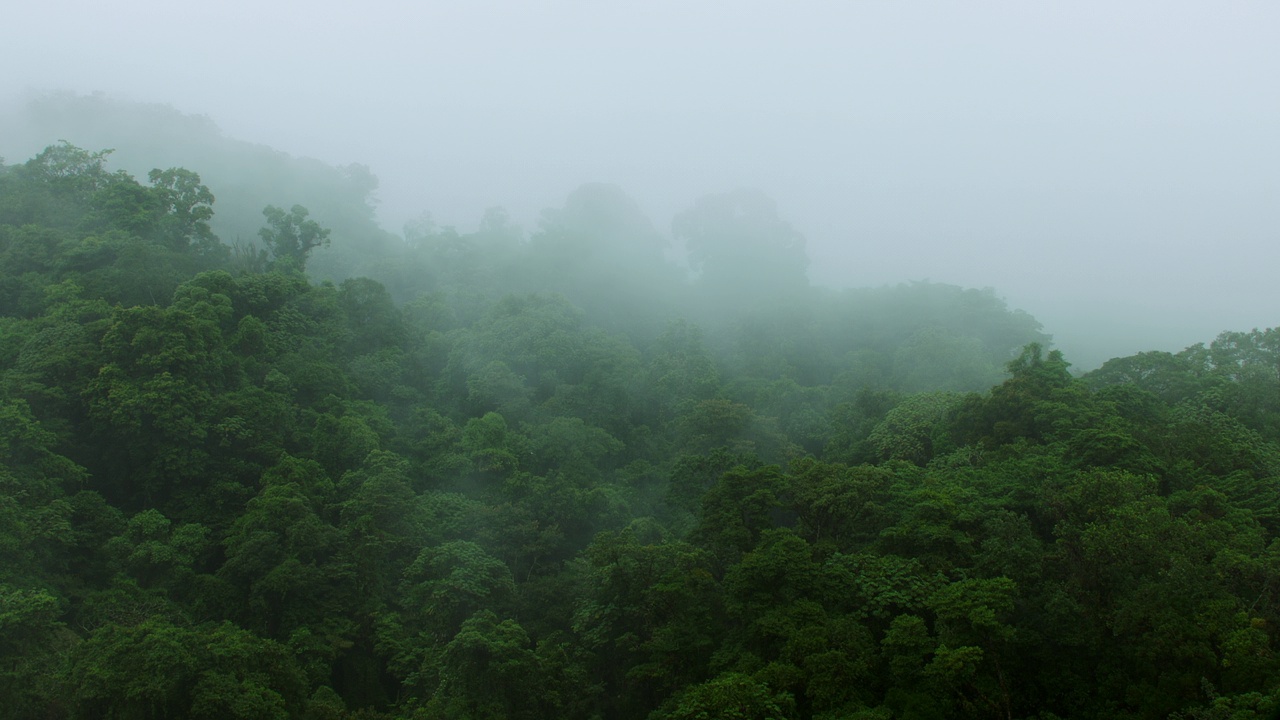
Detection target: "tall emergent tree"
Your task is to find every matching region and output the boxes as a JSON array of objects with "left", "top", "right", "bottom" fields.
[{"left": 259, "top": 204, "right": 330, "bottom": 271}]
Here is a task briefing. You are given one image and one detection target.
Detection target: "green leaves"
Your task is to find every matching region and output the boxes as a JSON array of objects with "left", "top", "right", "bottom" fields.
[
  {"left": 258, "top": 204, "right": 330, "bottom": 272},
  {"left": 147, "top": 167, "right": 218, "bottom": 254},
  {"left": 0, "top": 583, "right": 66, "bottom": 714},
  {"left": 400, "top": 540, "right": 514, "bottom": 638},
  {"left": 65, "top": 619, "right": 307, "bottom": 719},
  {"left": 866, "top": 392, "right": 961, "bottom": 466},
  {"left": 428, "top": 610, "right": 552, "bottom": 720},
  {"left": 660, "top": 671, "right": 796, "bottom": 720},
  {"left": 7, "top": 135, "right": 1280, "bottom": 720}
]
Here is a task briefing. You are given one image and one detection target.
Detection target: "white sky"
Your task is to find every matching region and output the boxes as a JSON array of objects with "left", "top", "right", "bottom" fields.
[{"left": 3, "top": 1, "right": 1278, "bottom": 367}]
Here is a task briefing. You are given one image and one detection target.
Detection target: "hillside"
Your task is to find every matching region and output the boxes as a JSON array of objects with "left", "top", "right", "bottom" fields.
[{"left": 1, "top": 138, "right": 1277, "bottom": 719}]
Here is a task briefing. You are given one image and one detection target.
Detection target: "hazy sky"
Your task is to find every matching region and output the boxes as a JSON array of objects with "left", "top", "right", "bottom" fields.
[{"left": 3, "top": 1, "right": 1278, "bottom": 367}]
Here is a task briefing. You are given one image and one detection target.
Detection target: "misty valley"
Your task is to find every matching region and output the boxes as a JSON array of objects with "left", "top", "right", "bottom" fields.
[{"left": 1, "top": 103, "right": 1278, "bottom": 720}]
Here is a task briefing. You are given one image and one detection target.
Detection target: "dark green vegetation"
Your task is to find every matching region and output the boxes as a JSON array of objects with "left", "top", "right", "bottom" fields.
[{"left": 1, "top": 140, "right": 1278, "bottom": 720}]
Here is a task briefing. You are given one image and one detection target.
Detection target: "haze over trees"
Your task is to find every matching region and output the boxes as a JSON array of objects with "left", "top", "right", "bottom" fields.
[{"left": 1, "top": 110, "right": 1278, "bottom": 719}]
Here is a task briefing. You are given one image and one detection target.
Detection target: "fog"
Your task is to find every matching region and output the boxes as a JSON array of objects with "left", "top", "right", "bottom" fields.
[{"left": 3, "top": 1, "right": 1277, "bottom": 368}]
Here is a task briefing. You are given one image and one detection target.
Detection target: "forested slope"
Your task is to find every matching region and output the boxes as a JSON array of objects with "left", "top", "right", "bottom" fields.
[{"left": 1, "top": 142, "right": 1277, "bottom": 719}]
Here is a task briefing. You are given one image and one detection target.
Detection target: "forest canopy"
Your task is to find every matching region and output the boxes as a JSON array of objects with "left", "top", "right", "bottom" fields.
[{"left": 1, "top": 139, "right": 1278, "bottom": 720}]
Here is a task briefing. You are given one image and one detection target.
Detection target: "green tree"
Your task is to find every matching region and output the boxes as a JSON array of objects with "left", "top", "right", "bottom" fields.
[
  {"left": 424, "top": 610, "right": 555, "bottom": 720},
  {"left": 259, "top": 204, "right": 330, "bottom": 271},
  {"left": 337, "top": 450, "right": 424, "bottom": 596},
  {"left": 866, "top": 392, "right": 962, "bottom": 466},
  {"left": 690, "top": 465, "right": 787, "bottom": 565},
  {"left": 788, "top": 459, "right": 895, "bottom": 550},
  {"left": 659, "top": 671, "right": 796, "bottom": 720},
  {"left": 399, "top": 540, "right": 515, "bottom": 640},
  {"left": 147, "top": 167, "right": 219, "bottom": 254},
  {"left": 0, "top": 584, "right": 68, "bottom": 716},
  {"left": 218, "top": 457, "right": 352, "bottom": 640},
  {"left": 575, "top": 529, "right": 722, "bottom": 717},
  {"left": 64, "top": 619, "right": 308, "bottom": 720}
]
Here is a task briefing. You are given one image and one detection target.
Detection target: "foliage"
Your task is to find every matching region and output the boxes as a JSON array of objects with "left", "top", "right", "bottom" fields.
[
  {"left": 1, "top": 136, "right": 1277, "bottom": 720},
  {"left": 259, "top": 204, "right": 331, "bottom": 272}
]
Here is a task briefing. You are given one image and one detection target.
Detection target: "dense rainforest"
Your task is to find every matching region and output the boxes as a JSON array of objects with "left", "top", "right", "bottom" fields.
[{"left": 0, "top": 138, "right": 1278, "bottom": 720}]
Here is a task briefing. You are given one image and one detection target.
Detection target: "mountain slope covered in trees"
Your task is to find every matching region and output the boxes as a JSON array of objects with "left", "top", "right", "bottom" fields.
[{"left": 1, "top": 138, "right": 1277, "bottom": 720}]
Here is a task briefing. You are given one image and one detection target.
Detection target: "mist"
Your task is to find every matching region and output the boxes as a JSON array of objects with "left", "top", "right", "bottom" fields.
[
  {"left": 8, "top": 5, "right": 1280, "bottom": 716},
  {"left": 4, "top": 0, "right": 1277, "bottom": 368}
]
